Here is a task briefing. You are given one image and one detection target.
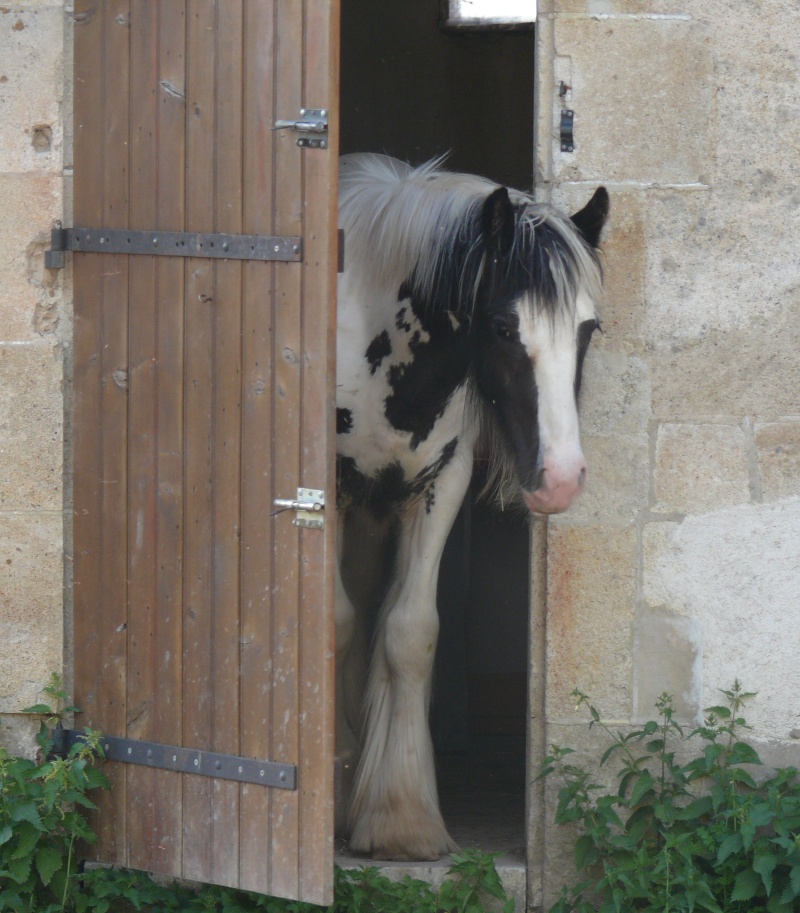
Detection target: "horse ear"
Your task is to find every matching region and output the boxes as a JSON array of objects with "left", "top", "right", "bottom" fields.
[
  {"left": 571, "top": 187, "right": 609, "bottom": 249},
  {"left": 482, "top": 186, "right": 516, "bottom": 257}
]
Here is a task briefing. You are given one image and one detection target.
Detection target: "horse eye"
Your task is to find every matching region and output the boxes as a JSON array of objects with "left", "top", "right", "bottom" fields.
[{"left": 492, "top": 317, "right": 510, "bottom": 338}]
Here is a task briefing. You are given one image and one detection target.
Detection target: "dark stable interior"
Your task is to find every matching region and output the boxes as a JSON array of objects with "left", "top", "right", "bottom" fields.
[{"left": 339, "top": 0, "right": 535, "bottom": 856}]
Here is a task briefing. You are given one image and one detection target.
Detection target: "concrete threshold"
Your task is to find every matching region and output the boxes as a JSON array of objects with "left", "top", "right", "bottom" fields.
[{"left": 335, "top": 845, "right": 527, "bottom": 912}]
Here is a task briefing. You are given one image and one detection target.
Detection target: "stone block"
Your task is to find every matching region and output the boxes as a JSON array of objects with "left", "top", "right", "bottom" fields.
[
  {"left": 0, "top": 6, "right": 64, "bottom": 173},
  {"left": 579, "top": 349, "right": 651, "bottom": 436},
  {"left": 567, "top": 432, "right": 649, "bottom": 523},
  {"left": 0, "top": 510, "right": 63, "bottom": 713},
  {"left": 633, "top": 605, "right": 701, "bottom": 723},
  {"left": 546, "top": 523, "right": 637, "bottom": 720},
  {"left": 0, "top": 341, "right": 63, "bottom": 511},
  {"left": 0, "top": 174, "right": 64, "bottom": 342},
  {"left": 755, "top": 423, "right": 800, "bottom": 502},
  {"left": 552, "top": 17, "right": 713, "bottom": 185},
  {"left": 653, "top": 423, "right": 750, "bottom": 514},
  {"left": 642, "top": 501, "right": 800, "bottom": 740},
  {"left": 0, "top": 713, "right": 40, "bottom": 760}
]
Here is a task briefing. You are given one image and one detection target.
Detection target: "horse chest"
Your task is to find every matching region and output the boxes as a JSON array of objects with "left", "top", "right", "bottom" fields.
[{"left": 336, "top": 289, "right": 474, "bottom": 511}]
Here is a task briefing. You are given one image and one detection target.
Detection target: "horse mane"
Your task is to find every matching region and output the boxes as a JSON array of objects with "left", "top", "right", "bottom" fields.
[{"left": 338, "top": 152, "right": 604, "bottom": 320}]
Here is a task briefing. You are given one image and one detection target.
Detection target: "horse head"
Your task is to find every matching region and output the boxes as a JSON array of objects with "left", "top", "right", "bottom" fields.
[{"left": 473, "top": 186, "right": 609, "bottom": 514}]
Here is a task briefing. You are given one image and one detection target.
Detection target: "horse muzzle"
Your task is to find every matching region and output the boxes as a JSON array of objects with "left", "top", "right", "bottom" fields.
[{"left": 522, "top": 460, "right": 587, "bottom": 515}]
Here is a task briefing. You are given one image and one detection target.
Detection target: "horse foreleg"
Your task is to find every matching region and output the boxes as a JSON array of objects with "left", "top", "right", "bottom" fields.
[{"left": 347, "top": 454, "right": 472, "bottom": 860}]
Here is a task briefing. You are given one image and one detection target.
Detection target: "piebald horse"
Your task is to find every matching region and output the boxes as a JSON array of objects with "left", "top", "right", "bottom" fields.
[{"left": 335, "top": 153, "right": 608, "bottom": 860}]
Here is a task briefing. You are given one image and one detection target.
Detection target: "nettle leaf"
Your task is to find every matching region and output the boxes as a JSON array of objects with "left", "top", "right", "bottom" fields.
[
  {"left": 753, "top": 852, "right": 778, "bottom": 895},
  {"left": 575, "top": 834, "right": 597, "bottom": 869},
  {"left": 731, "top": 867, "right": 763, "bottom": 902},
  {"left": 789, "top": 864, "right": 800, "bottom": 895},
  {"left": 676, "top": 795, "right": 713, "bottom": 821},
  {"left": 35, "top": 844, "right": 64, "bottom": 886},
  {"left": 716, "top": 832, "right": 744, "bottom": 864},
  {"left": 9, "top": 821, "right": 40, "bottom": 860},
  {"left": 727, "top": 741, "right": 762, "bottom": 766},
  {"left": 630, "top": 772, "right": 655, "bottom": 807},
  {"left": 8, "top": 800, "right": 43, "bottom": 829},
  {"left": 0, "top": 826, "right": 12, "bottom": 848},
  {"left": 705, "top": 705, "right": 732, "bottom": 719},
  {"left": 7, "top": 853, "right": 32, "bottom": 884}
]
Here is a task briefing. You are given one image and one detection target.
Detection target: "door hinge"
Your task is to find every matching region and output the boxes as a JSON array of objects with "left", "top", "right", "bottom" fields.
[
  {"left": 51, "top": 726, "right": 296, "bottom": 790},
  {"left": 272, "top": 488, "right": 325, "bottom": 529},
  {"left": 560, "top": 109, "right": 575, "bottom": 153},
  {"left": 44, "top": 224, "right": 303, "bottom": 270},
  {"left": 273, "top": 108, "right": 329, "bottom": 149}
]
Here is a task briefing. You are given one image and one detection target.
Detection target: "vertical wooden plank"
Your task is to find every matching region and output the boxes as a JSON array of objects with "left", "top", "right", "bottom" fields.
[
  {"left": 95, "top": 0, "right": 132, "bottom": 867},
  {"left": 268, "top": 0, "right": 304, "bottom": 899},
  {"left": 182, "top": 0, "right": 216, "bottom": 882},
  {"left": 152, "top": 0, "right": 187, "bottom": 875},
  {"left": 298, "top": 1, "right": 339, "bottom": 902},
  {"left": 73, "top": 0, "right": 128, "bottom": 861},
  {"left": 210, "top": 0, "right": 244, "bottom": 886},
  {"left": 239, "top": 0, "right": 277, "bottom": 894},
  {"left": 126, "top": 0, "right": 159, "bottom": 875}
]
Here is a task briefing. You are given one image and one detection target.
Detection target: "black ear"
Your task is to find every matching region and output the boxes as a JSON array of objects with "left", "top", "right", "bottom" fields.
[
  {"left": 482, "top": 186, "right": 516, "bottom": 258},
  {"left": 570, "top": 187, "right": 609, "bottom": 249}
]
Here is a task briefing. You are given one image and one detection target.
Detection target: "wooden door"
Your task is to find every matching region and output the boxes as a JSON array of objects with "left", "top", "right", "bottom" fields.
[{"left": 70, "top": 1, "right": 338, "bottom": 904}]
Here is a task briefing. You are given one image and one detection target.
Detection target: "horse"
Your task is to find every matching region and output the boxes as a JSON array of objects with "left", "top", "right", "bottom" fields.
[{"left": 334, "top": 153, "right": 609, "bottom": 860}]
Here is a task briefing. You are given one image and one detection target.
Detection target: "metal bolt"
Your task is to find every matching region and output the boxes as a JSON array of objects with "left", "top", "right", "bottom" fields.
[
  {"left": 153, "top": 237, "right": 159, "bottom": 246},
  {"left": 260, "top": 769, "right": 265, "bottom": 777},
  {"left": 194, "top": 758, "right": 199, "bottom": 767},
  {"left": 222, "top": 242, "right": 229, "bottom": 252}
]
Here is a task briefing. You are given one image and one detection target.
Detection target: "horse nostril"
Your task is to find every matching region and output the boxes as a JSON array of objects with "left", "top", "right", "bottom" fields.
[
  {"left": 536, "top": 468, "right": 547, "bottom": 491},
  {"left": 578, "top": 467, "right": 586, "bottom": 488}
]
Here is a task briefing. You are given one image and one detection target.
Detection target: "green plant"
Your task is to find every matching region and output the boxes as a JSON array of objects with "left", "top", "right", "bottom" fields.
[
  {"left": 538, "top": 682, "right": 800, "bottom": 913},
  {"left": 0, "top": 672, "right": 108, "bottom": 912}
]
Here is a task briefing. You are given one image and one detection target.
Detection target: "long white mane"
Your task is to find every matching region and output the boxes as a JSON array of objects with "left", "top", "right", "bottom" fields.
[{"left": 338, "top": 152, "right": 603, "bottom": 317}]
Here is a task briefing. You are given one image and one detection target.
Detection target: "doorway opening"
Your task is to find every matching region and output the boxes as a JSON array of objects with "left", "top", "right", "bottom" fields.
[{"left": 339, "top": 0, "right": 535, "bottom": 862}]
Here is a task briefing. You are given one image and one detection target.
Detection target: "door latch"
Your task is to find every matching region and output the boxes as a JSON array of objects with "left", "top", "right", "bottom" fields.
[
  {"left": 272, "top": 488, "right": 325, "bottom": 529},
  {"left": 273, "top": 109, "right": 328, "bottom": 149}
]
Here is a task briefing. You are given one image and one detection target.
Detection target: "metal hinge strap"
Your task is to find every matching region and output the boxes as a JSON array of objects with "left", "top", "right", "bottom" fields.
[
  {"left": 45, "top": 226, "right": 303, "bottom": 270},
  {"left": 52, "top": 728, "right": 296, "bottom": 790}
]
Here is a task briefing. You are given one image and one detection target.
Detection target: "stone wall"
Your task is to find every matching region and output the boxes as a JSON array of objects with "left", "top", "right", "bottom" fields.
[
  {"left": 0, "top": 0, "right": 69, "bottom": 757},
  {"left": 534, "top": 0, "right": 800, "bottom": 907}
]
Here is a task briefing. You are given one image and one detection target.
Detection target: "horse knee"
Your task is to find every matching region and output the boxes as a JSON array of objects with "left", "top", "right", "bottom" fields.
[{"left": 384, "top": 606, "right": 439, "bottom": 682}]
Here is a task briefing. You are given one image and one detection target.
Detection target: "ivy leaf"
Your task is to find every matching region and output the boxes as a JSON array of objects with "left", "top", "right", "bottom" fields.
[
  {"left": 35, "top": 844, "right": 65, "bottom": 887},
  {"left": 731, "top": 868, "right": 763, "bottom": 902}
]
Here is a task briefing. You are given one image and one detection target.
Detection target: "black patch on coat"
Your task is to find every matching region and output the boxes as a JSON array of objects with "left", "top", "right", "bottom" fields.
[
  {"left": 384, "top": 282, "right": 472, "bottom": 450},
  {"left": 336, "top": 437, "right": 459, "bottom": 515},
  {"left": 365, "top": 330, "right": 392, "bottom": 375},
  {"left": 336, "top": 407, "right": 353, "bottom": 435},
  {"left": 395, "top": 306, "right": 412, "bottom": 333}
]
